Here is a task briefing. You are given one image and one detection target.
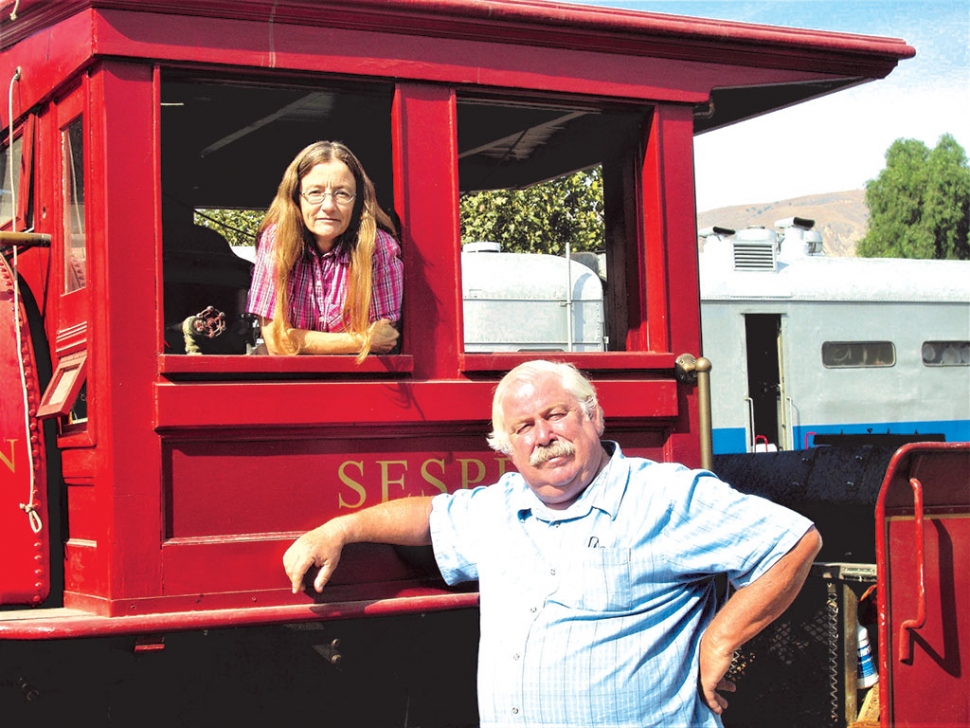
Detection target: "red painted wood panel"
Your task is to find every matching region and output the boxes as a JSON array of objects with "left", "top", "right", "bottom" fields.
[{"left": 90, "top": 61, "right": 163, "bottom": 600}]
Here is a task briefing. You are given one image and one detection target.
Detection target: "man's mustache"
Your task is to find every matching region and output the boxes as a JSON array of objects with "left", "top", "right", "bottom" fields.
[{"left": 530, "top": 440, "right": 576, "bottom": 466}]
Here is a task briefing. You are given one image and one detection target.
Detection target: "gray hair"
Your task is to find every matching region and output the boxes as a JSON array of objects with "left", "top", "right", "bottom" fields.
[{"left": 486, "top": 360, "right": 602, "bottom": 455}]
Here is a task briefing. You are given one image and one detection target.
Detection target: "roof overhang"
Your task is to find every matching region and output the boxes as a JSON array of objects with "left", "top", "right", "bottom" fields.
[{"left": 0, "top": 0, "right": 915, "bottom": 136}]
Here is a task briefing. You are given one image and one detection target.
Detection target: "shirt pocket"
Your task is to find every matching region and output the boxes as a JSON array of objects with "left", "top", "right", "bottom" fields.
[{"left": 549, "top": 547, "right": 632, "bottom": 613}]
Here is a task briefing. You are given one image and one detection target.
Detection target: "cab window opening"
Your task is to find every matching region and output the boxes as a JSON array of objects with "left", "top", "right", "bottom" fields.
[
  {"left": 160, "top": 75, "right": 395, "bottom": 356},
  {"left": 0, "top": 134, "right": 22, "bottom": 229},
  {"left": 62, "top": 117, "right": 86, "bottom": 294},
  {"left": 0, "top": 120, "right": 37, "bottom": 236},
  {"left": 456, "top": 94, "right": 648, "bottom": 354}
]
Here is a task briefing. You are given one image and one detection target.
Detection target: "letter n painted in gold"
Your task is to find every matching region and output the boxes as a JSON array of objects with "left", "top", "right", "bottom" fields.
[{"left": 0, "top": 439, "right": 16, "bottom": 473}]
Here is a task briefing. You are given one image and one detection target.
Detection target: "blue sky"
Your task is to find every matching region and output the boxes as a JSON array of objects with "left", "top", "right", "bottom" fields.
[{"left": 562, "top": 0, "right": 970, "bottom": 211}]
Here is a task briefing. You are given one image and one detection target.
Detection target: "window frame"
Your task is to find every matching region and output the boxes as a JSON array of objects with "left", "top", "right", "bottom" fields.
[
  {"left": 921, "top": 340, "right": 970, "bottom": 367},
  {"left": 453, "top": 88, "right": 670, "bottom": 371},
  {"left": 154, "top": 72, "right": 690, "bottom": 379},
  {"left": 821, "top": 341, "right": 896, "bottom": 369},
  {"left": 53, "top": 86, "right": 89, "bottom": 342},
  {"left": 157, "top": 71, "right": 408, "bottom": 376},
  {"left": 0, "top": 114, "right": 36, "bottom": 233}
]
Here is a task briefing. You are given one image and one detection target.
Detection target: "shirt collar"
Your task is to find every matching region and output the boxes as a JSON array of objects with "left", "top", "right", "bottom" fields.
[
  {"left": 305, "top": 237, "right": 348, "bottom": 261},
  {"left": 512, "top": 441, "right": 628, "bottom": 523}
]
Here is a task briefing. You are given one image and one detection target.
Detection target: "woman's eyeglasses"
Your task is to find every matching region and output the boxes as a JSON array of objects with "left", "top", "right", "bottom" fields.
[{"left": 301, "top": 190, "right": 356, "bottom": 206}]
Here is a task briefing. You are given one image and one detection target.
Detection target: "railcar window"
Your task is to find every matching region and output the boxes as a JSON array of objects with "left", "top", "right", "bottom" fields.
[
  {"left": 922, "top": 340, "right": 970, "bottom": 366},
  {"left": 821, "top": 341, "right": 896, "bottom": 368},
  {"left": 0, "top": 135, "right": 21, "bottom": 228},
  {"left": 62, "top": 117, "right": 86, "bottom": 293},
  {"left": 457, "top": 94, "right": 648, "bottom": 353},
  {"left": 160, "top": 75, "right": 394, "bottom": 355}
]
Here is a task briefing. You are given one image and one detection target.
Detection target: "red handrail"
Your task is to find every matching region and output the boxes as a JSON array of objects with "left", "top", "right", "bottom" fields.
[{"left": 897, "top": 476, "right": 926, "bottom": 663}]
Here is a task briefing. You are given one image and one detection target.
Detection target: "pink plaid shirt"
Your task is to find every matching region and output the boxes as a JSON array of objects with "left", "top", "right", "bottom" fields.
[{"left": 246, "top": 225, "right": 403, "bottom": 331}]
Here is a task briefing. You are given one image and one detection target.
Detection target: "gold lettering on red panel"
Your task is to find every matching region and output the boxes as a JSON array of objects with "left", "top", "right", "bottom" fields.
[
  {"left": 329, "top": 453, "right": 516, "bottom": 512},
  {"left": 458, "top": 458, "right": 485, "bottom": 489},
  {"left": 420, "top": 458, "right": 448, "bottom": 494},
  {"left": 337, "top": 460, "right": 367, "bottom": 509},
  {"left": 378, "top": 460, "right": 408, "bottom": 502},
  {"left": 0, "top": 438, "right": 16, "bottom": 473}
]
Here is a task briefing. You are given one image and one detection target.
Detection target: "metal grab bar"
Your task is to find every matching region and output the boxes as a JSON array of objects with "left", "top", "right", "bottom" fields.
[
  {"left": 675, "top": 354, "right": 713, "bottom": 471},
  {"left": 898, "top": 476, "right": 926, "bottom": 663},
  {"left": 0, "top": 231, "right": 51, "bottom": 249},
  {"left": 744, "top": 397, "right": 755, "bottom": 452},
  {"left": 786, "top": 396, "right": 795, "bottom": 450}
]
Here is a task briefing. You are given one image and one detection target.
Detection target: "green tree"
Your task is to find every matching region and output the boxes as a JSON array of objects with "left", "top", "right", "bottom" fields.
[
  {"left": 460, "top": 167, "right": 604, "bottom": 255},
  {"left": 195, "top": 208, "right": 265, "bottom": 248},
  {"left": 859, "top": 134, "right": 970, "bottom": 259}
]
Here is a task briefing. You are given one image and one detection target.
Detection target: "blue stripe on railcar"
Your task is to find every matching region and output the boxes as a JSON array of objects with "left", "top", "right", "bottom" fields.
[
  {"left": 712, "top": 428, "right": 750, "bottom": 455},
  {"left": 713, "top": 420, "right": 970, "bottom": 455},
  {"left": 796, "top": 420, "right": 970, "bottom": 449}
]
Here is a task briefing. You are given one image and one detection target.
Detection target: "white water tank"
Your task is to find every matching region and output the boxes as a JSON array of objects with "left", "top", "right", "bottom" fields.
[{"left": 461, "top": 244, "right": 605, "bottom": 352}]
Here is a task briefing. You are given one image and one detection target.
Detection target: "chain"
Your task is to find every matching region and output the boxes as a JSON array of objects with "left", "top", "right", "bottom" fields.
[{"left": 825, "top": 581, "right": 841, "bottom": 726}]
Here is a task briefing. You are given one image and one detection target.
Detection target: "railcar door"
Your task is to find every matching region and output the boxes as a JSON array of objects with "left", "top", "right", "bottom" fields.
[{"left": 744, "top": 313, "right": 789, "bottom": 451}]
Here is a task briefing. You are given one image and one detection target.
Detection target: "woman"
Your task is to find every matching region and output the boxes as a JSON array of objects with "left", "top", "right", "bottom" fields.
[{"left": 246, "top": 141, "right": 403, "bottom": 359}]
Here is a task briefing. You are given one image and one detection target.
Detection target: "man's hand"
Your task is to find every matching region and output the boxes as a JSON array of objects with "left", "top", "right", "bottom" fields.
[
  {"left": 698, "top": 630, "right": 737, "bottom": 714},
  {"left": 696, "top": 527, "right": 821, "bottom": 715},
  {"left": 282, "top": 497, "right": 435, "bottom": 595},
  {"left": 283, "top": 521, "right": 347, "bottom": 594}
]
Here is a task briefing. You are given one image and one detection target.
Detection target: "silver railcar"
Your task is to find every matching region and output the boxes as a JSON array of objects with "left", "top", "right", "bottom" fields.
[{"left": 699, "top": 219, "right": 970, "bottom": 453}]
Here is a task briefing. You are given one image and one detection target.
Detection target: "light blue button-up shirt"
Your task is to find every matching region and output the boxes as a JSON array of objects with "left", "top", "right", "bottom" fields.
[{"left": 430, "top": 442, "right": 813, "bottom": 728}]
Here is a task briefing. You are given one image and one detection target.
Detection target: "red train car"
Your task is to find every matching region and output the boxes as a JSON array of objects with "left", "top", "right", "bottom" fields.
[{"left": 0, "top": 0, "right": 915, "bottom": 723}]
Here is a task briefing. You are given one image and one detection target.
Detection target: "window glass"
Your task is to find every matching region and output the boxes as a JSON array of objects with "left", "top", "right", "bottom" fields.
[
  {"left": 69, "top": 382, "right": 88, "bottom": 425},
  {"left": 457, "top": 94, "right": 648, "bottom": 353},
  {"left": 922, "top": 340, "right": 970, "bottom": 366},
  {"left": 821, "top": 341, "right": 895, "bottom": 368},
  {"left": 63, "top": 117, "right": 86, "bottom": 293},
  {"left": 0, "top": 135, "right": 22, "bottom": 228},
  {"left": 160, "top": 75, "right": 394, "bottom": 355}
]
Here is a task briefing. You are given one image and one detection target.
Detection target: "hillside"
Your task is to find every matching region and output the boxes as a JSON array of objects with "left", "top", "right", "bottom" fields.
[{"left": 697, "top": 189, "right": 868, "bottom": 257}]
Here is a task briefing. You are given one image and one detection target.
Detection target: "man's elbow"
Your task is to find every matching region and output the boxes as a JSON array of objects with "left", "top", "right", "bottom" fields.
[
  {"left": 788, "top": 526, "right": 822, "bottom": 576},
  {"left": 803, "top": 526, "right": 823, "bottom": 561}
]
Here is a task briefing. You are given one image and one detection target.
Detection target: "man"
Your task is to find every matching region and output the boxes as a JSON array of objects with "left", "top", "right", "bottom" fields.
[{"left": 284, "top": 360, "right": 821, "bottom": 727}]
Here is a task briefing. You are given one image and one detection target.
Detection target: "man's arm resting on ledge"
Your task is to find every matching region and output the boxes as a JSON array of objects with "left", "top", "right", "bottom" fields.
[{"left": 283, "top": 496, "right": 435, "bottom": 594}]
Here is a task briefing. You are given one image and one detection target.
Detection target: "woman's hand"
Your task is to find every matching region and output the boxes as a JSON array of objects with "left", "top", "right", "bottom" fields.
[
  {"left": 367, "top": 319, "right": 399, "bottom": 354},
  {"left": 260, "top": 316, "right": 399, "bottom": 355}
]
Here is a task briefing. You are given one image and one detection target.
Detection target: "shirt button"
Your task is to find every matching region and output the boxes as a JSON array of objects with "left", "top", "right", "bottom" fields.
[
  {"left": 513, "top": 653, "right": 520, "bottom": 660},
  {"left": 550, "top": 568, "right": 556, "bottom": 576},
  {"left": 530, "top": 607, "right": 537, "bottom": 613},
  {"left": 512, "top": 707, "right": 519, "bottom": 715}
]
